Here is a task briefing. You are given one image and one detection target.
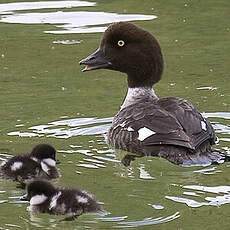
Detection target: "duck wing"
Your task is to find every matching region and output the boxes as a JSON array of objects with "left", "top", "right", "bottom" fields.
[
  {"left": 157, "top": 97, "right": 216, "bottom": 148},
  {"left": 108, "top": 97, "right": 222, "bottom": 165}
]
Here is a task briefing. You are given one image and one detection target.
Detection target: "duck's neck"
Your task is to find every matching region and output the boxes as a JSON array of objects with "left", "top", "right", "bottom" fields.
[{"left": 120, "top": 87, "right": 158, "bottom": 110}]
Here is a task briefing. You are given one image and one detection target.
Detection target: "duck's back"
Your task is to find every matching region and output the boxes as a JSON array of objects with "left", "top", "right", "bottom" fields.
[
  {"left": 108, "top": 97, "right": 224, "bottom": 165},
  {"left": 0, "top": 155, "right": 40, "bottom": 180}
]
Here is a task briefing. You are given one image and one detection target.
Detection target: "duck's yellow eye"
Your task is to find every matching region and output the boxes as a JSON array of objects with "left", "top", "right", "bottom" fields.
[{"left": 117, "top": 40, "right": 125, "bottom": 47}]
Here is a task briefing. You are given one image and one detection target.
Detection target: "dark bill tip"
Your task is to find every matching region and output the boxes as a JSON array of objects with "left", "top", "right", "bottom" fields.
[{"left": 79, "top": 48, "right": 111, "bottom": 72}]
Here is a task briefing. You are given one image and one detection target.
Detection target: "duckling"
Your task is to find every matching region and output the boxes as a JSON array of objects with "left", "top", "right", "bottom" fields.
[
  {"left": 80, "top": 22, "right": 229, "bottom": 166},
  {"left": 0, "top": 144, "right": 59, "bottom": 185},
  {"left": 22, "top": 179, "right": 103, "bottom": 220}
]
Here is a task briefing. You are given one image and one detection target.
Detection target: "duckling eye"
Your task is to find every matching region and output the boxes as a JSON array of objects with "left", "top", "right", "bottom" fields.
[{"left": 117, "top": 40, "right": 125, "bottom": 47}]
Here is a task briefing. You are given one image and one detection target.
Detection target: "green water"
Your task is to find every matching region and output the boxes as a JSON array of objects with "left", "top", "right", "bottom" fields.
[{"left": 0, "top": 0, "right": 229, "bottom": 229}]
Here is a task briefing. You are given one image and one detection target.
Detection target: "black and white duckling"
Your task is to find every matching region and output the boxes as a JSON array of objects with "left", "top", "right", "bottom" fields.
[
  {"left": 22, "top": 180, "right": 103, "bottom": 219},
  {"left": 80, "top": 22, "right": 229, "bottom": 166},
  {"left": 0, "top": 144, "right": 59, "bottom": 184}
]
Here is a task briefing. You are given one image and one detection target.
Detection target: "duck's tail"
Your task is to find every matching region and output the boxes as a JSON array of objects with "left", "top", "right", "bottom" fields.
[
  {"left": 154, "top": 144, "right": 230, "bottom": 166},
  {"left": 181, "top": 149, "right": 230, "bottom": 167}
]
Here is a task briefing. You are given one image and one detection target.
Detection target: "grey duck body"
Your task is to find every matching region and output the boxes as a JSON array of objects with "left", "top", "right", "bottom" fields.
[{"left": 107, "top": 92, "right": 223, "bottom": 165}]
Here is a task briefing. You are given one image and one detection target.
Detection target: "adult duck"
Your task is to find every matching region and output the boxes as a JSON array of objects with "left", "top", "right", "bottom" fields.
[{"left": 80, "top": 22, "right": 228, "bottom": 166}]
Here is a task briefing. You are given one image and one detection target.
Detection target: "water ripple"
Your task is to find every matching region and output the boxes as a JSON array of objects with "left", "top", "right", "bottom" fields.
[
  {"left": 0, "top": 200, "right": 8, "bottom": 204},
  {"left": 166, "top": 185, "right": 230, "bottom": 208},
  {"left": 149, "top": 204, "right": 164, "bottom": 210},
  {"left": 193, "top": 167, "right": 222, "bottom": 175},
  {"left": 8, "top": 117, "right": 112, "bottom": 139},
  {"left": 138, "top": 164, "right": 155, "bottom": 180},
  {"left": 203, "top": 112, "right": 230, "bottom": 120},
  {"left": 117, "top": 212, "right": 180, "bottom": 228},
  {"left": 97, "top": 216, "right": 128, "bottom": 222}
]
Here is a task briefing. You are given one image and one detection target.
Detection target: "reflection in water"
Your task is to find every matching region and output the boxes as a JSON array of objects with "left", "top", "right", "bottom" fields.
[
  {"left": 58, "top": 138, "right": 119, "bottom": 170},
  {"left": 203, "top": 112, "right": 230, "bottom": 120},
  {"left": 212, "top": 123, "right": 230, "bottom": 135},
  {"left": 166, "top": 185, "right": 230, "bottom": 208},
  {"left": 196, "top": 86, "right": 217, "bottom": 91},
  {"left": 96, "top": 215, "right": 128, "bottom": 222},
  {"left": 8, "top": 117, "right": 113, "bottom": 138},
  {"left": 20, "top": 215, "right": 58, "bottom": 229},
  {"left": 149, "top": 204, "right": 164, "bottom": 210},
  {"left": 184, "top": 185, "right": 230, "bottom": 194},
  {"left": 0, "top": 1, "right": 156, "bottom": 34},
  {"left": 193, "top": 166, "right": 222, "bottom": 175},
  {"left": 0, "top": 200, "right": 8, "bottom": 204},
  {"left": 5, "top": 224, "right": 22, "bottom": 229},
  {"left": 53, "top": 39, "right": 82, "bottom": 45},
  {"left": 138, "top": 164, "right": 155, "bottom": 180},
  {"left": 1, "top": 12, "right": 156, "bottom": 34},
  {"left": 0, "top": 187, "right": 8, "bottom": 206},
  {"left": 0, "top": 1, "right": 95, "bottom": 13},
  {"left": 0, "top": 153, "right": 12, "bottom": 163}
]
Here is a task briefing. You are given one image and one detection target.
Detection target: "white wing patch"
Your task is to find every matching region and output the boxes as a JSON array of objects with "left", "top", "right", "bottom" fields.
[
  {"left": 42, "top": 158, "right": 56, "bottom": 167},
  {"left": 76, "top": 195, "right": 88, "bottom": 204},
  {"left": 49, "top": 191, "right": 62, "bottom": 210},
  {"left": 138, "top": 127, "right": 156, "bottom": 141},
  {"left": 201, "top": 121, "right": 207, "bottom": 131},
  {"left": 10, "top": 161, "right": 23, "bottom": 171},
  {"left": 127, "top": 127, "right": 134, "bottom": 132},
  {"left": 30, "top": 194, "right": 47, "bottom": 205}
]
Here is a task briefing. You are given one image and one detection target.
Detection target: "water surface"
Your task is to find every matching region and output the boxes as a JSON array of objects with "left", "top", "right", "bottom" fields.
[{"left": 0, "top": 0, "right": 229, "bottom": 229}]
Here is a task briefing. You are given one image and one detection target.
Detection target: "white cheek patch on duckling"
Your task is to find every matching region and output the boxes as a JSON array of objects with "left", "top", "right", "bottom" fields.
[
  {"left": 82, "top": 191, "right": 94, "bottom": 199},
  {"left": 42, "top": 158, "right": 56, "bottom": 167},
  {"left": 138, "top": 127, "right": 156, "bottom": 141},
  {"left": 76, "top": 195, "right": 88, "bottom": 204},
  {"left": 49, "top": 192, "right": 62, "bottom": 210},
  {"left": 41, "top": 162, "right": 50, "bottom": 174},
  {"left": 0, "top": 161, "right": 6, "bottom": 167},
  {"left": 30, "top": 194, "right": 47, "bottom": 205},
  {"left": 10, "top": 162, "right": 23, "bottom": 171},
  {"left": 201, "top": 121, "right": 207, "bottom": 131}
]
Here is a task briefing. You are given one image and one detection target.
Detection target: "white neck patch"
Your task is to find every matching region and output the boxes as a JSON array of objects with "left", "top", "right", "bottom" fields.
[
  {"left": 121, "top": 87, "right": 158, "bottom": 110},
  {"left": 30, "top": 194, "right": 47, "bottom": 205},
  {"left": 42, "top": 158, "right": 56, "bottom": 167}
]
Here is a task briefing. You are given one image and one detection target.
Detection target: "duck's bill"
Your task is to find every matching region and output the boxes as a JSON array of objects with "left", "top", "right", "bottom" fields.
[{"left": 79, "top": 48, "right": 111, "bottom": 72}]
